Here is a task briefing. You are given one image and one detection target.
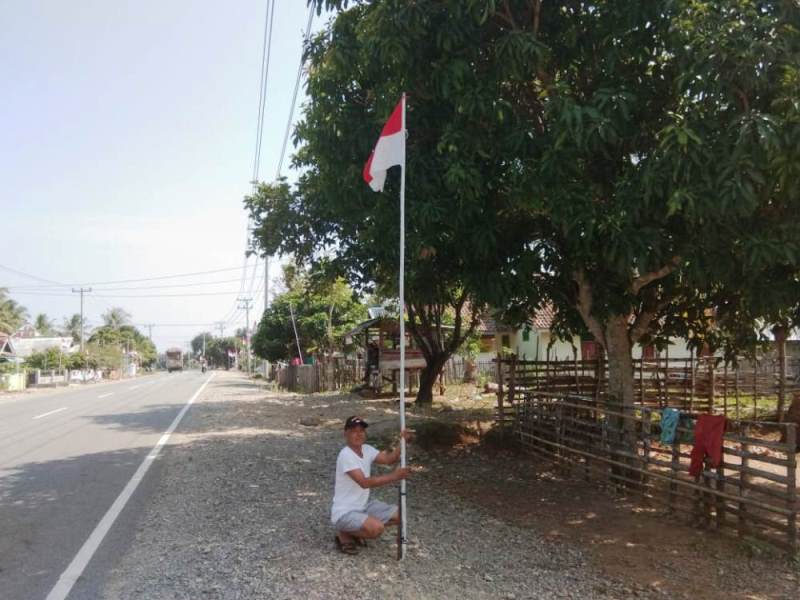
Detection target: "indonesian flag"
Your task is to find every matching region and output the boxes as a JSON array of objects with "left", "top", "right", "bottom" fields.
[{"left": 363, "top": 97, "right": 405, "bottom": 192}]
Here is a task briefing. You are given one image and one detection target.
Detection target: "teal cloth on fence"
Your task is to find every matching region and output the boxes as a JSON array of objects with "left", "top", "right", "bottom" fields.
[
  {"left": 678, "top": 416, "right": 695, "bottom": 444},
  {"left": 660, "top": 408, "right": 681, "bottom": 444}
]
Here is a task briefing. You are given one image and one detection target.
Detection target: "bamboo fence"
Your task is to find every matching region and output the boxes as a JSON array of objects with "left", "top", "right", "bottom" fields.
[
  {"left": 509, "top": 391, "right": 798, "bottom": 554},
  {"left": 495, "top": 355, "right": 800, "bottom": 419}
]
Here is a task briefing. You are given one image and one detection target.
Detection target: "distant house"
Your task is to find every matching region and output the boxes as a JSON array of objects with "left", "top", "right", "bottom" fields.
[
  {"left": 7, "top": 336, "right": 74, "bottom": 359},
  {"left": 0, "top": 334, "right": 13, "bottom": 359},
  {"left": 486, "top": 305, "right": 694, "bottom": 361}
]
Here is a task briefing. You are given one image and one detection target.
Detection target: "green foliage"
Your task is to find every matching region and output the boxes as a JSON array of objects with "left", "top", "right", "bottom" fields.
[
  {"left": 251, "top": 269, "right": 367, "bottom": 362},
  {"left": 278, "top": 1, "right": 800, "bottom": 406},
  {"left": 313, "top": 1, "right": 798, "bottom": 353},
  {"left": 456, "top": 329, "right": 482, "bottom": 361},
  {"left": 33, "top": 314, "right": 56, "bottom": 336},
  {"left": 24, "top": 347, "right": 66, "bottom": 370},
  {"left": 87, "top": 324, "right": 157, "bottom": 367},
  {"left": 190, "top": 332, "right": 213, "bottom": 356},
  {"left": 0, "top": 289, "right": 28, "bottom": 335},
  {"left": 101, "top": 307, "right": 132, "bottom": 329},
  {"left": 205, "top": 336, "right": 241, "bottom": 368},
  {"left": 61, "top": 313, "right": 88, "bottom": 344}
]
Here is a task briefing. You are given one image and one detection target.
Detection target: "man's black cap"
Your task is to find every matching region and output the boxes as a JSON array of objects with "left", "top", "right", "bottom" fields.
[{"left": 344, "top": 416, "right": 369, "bottom": 430}]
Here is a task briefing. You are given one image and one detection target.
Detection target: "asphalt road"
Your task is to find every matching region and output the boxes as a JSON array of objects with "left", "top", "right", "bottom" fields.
[{"left": 0, "top": 371, "right": 211, "bottom": 600}]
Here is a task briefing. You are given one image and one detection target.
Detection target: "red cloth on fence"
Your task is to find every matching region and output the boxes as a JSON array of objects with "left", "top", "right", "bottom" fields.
[{"left": 689, "top": 414, "right": 726, "bottom": 477}]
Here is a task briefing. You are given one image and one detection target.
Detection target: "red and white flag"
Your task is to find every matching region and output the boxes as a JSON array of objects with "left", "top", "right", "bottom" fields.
[{"left": 363, "top": 97, "right": 405, "bottom": 192}]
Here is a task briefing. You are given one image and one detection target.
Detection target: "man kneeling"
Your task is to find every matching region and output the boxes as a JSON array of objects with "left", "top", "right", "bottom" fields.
[{"left": 331, "top": 416, "right": 411, "bottom": 554}]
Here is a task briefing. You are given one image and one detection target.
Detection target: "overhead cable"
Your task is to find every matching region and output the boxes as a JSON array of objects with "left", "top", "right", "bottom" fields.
[{"left": 276, "top": 5, "right": 315, "bottom": 179}]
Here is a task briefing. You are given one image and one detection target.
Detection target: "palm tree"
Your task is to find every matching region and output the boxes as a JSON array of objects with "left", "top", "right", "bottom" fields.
[
  {"left": 102, "top": 307, "right": 132, "bottom": 330},
  {"left": 62, "top": 313, "right": 87, "bottom": 344},
  {"left": 34, "top": 313, "right": 56, "bottom": 336},
  {"left": 0, "top": 289, "right": 28, "bottom": 334}
]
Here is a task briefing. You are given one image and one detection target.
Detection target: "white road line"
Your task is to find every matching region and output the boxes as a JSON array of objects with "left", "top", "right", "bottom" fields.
[
  {"left": 45, "top": 373, "right": 215, "bottom": 600},
  {"left": 32, "top": 407, "right": 68, "bottom": 420},
  {"left": 98, "top": 392, "right": 114, "bottom": 399}
]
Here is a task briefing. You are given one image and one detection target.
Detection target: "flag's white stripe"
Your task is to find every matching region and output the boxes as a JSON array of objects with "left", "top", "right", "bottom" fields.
[
  {"left": 368, "top": 130, "right": 405, "bottom": 191},
  {"left": 370, "top": 130, "right": 405, "bottom": 171}
]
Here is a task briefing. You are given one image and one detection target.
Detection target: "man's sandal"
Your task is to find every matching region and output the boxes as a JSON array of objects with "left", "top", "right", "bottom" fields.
[
  {"left": 334, "top": 535, "right": 359, "bottom": 555},
  {"left": 352, "top": 536, "right": 368, "bottom": 547}
]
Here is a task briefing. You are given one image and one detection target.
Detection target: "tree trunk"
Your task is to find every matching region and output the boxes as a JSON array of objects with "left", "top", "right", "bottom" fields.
[
  {"left": 782, "top": 391, "right": 800, "bottom": 451},
  {"left": 604, "top": 315, "right": 638, "bottom": 487},
  {"left": 463, "top": 358, "right": 477, "bottom": 383},
  {"left": 773, "top": 325, "right": 788, "bottom": 423},
  {"left": 605, "top": 315, "right": 636, "bottom": 409},
  {"left": 416, "top": 353, "right": 448, "bottom": 404}
]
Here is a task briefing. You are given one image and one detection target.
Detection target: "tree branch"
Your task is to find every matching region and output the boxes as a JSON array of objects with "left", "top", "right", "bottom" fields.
[
  {"left": 631, "top": 256, "right": 682, "bottom": 296},
  {"left": 629, "top": 289, "right": 673, "bottom": 344},
  {"left": 573, "top": 269, "right": 607, "bottom": 348},
  {"left": 496, "top": 0, "right": 518, "bottom": 30},
  {"left": 407, "top": 303, "right": 433, "bottom": 360}
]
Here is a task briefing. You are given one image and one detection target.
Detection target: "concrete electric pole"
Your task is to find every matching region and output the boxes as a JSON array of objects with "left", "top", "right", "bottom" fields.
[
  {"left": 264, "top": 255, "right": 269, "bottom": 312},
  {"left": 71, "top": 287, "right": 92, "bottom": 352},
  {"left": 237, "top": 297, "right": 253, "bottom": 376},
  {"left": 215, "top": 322, "right": 225, "bottom": 338}
]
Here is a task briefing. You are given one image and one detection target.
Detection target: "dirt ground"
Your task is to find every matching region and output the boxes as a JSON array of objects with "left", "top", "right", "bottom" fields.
[{"left": 426, "top": 431, "right": 800, "bottom": 600}]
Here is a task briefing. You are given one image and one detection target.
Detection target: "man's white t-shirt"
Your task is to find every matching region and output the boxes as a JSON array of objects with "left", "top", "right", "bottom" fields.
[{"left": 331, "top": 444, "right": 380, "bottom": 524}]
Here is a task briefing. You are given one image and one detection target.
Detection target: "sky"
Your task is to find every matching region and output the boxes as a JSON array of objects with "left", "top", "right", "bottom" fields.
[{"left": 0, "top": 0, "right": 327, "bottom": 352}]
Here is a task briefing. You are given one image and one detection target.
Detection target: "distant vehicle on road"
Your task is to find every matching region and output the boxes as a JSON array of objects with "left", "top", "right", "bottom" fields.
[{"left": 165, "top": 348, "right": 183, "bottom": 373}]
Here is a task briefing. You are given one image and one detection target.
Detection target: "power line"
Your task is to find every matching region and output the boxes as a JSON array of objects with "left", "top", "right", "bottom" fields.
[
  {"left": 7, "top": 276, "right": 247, "bottom": 293},
  {"left": 0, "top": 264, "right": 254, "bottom": 289},
  {"left": 133, "top": 322, "right": 218, "bottom": 328},
  {"left": 252, "top": 0, "right": 276, "bottom": 183},
  {"left": 0, "top": 263, "right": 65, "bottom": 286},
  {"left": 12, "top": 290, "right": 247, "bottom": 298},
  {"left": 276, "top": 5, "right": 315, "bottom": 179}
]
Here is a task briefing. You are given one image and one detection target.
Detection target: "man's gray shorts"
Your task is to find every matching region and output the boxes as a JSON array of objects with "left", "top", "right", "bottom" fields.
[{"left": 334, "top": 500, "right": 398, "bottom": 532}]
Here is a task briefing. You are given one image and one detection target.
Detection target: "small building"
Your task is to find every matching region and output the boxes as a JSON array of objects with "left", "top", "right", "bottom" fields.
[
  {"left": 343, "top": 316, "right": 428, "bottom": 392},
  {"left": 8, "top": 336, "right": 74, "bottom": 359},
  {"left": 488, "top": 304, "right": 694, "bottom": 361}
]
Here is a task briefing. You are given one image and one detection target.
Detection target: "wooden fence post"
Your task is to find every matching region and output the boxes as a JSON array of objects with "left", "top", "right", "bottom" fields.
[
  {"left": 723, "top": 362, "right": 728, "bottom": 418},
  {"left": 786, "top": 424, "right": 797, "bottom": 552},
  {"left": 669, "top": 430, "right": 680, "bottom": 513},
  {"left": 689, "top": 349, "right": 696, "bottom": 413},
  {"left": 708, "top": 357, "right": 716, "bottom": 414},
  {"left": 738, "top": 425, "right": 750, "bottom": 538},
  {"left": 496, "top": 358, "right": 505, "bottom": 432},
  {"left": 642, "top": 408, "right": 652, "bottom": 496},
  {"left": 639, "top": 358, "right": 645, "bottom": 404},
  {"left": 715, "top": 454, "right": 726, "bottom": 531},
  {"left": 753, "top": 361, "right": 758, "bottom": 421},
  {"left": 508, "top": 354, "right": 517, "bottom": 405}
]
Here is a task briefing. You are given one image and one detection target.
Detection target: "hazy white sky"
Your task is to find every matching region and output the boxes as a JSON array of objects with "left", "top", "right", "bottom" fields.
[{"left": 1, "top": 0, "right": 325, "bottom": 351}]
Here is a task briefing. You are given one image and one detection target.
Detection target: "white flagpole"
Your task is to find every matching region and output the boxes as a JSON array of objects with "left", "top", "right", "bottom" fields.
[{"left": 398, "top": 91, "right": 408, "bottom": 560}]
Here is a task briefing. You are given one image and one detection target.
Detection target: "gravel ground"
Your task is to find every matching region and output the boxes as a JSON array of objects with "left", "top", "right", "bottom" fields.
[{"left": 102, "top": 371, "right": 651, "bottom": 600}]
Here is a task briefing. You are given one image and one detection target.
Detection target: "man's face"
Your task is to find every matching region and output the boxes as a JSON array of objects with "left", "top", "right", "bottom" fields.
[{"left": 344, "top": 425, "right": 367, "bottom": 447}]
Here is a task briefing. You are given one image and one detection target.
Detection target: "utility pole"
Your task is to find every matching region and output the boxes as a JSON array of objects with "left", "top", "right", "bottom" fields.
[
  {"left": 144, "top": 324, "right": 154, "bottom": 340},
  {"left": 264, "top": 255, "right": 269, "bottom": 311},
  {"left": 237, "top": 297, "right": 253, "bottom": 376},
  {"left": 71, "top": 287, "right": 92, "bottom": 352},
  {"left": 215, "top": 322, "right": 225, "bottom": 338},
  {"left": 202, "top": 332, "right": 206, "bottom": 357}
]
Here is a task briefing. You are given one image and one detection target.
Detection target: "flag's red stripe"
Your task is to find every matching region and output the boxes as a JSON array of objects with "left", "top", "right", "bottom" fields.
[
  {"left": 363, "top": 150, "right": 375, "bottom": 184},
  {"left": 379, "top": 99, "right": 403, "bottom": 138}
]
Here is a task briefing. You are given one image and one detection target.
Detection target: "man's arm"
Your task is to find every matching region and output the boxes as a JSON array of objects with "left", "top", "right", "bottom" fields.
[
  {"left": 374, "top": 447, "right": 401, "bottom": 465},
  {"left": 374, "top": 429, "right": 413, "bottom": 465},
  {"left": 346, "top": 467, "right": 409, "bottom": 489}
]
